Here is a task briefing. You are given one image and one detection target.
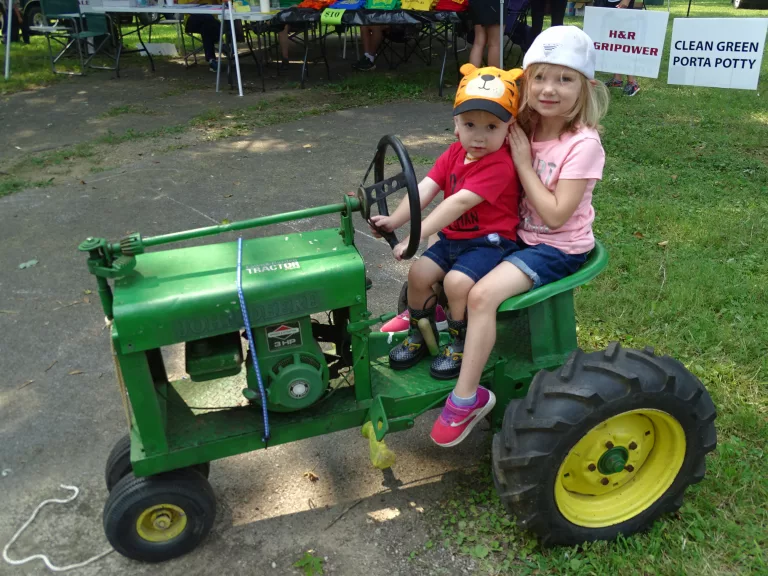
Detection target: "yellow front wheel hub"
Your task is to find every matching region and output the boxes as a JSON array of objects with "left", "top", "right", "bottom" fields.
[
  {"left": 136, "top": 504, "right": 187, "bottom": 542},
  {"left": 554, "top": 409, "right": 686, "bottom": 528}
]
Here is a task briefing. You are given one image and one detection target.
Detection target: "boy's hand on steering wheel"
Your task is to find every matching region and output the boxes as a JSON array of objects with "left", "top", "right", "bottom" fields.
[
  {"left": 369, "top": 214, "right": 396, "bottom": 238},
  {"left": 393, "top": 237, "right": 410, "bottom": 261}
]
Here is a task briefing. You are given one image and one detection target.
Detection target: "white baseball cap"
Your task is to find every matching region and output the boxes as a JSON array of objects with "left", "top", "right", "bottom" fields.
[{"left": 523, "top": 25, "right": 596, "bottom": 80}]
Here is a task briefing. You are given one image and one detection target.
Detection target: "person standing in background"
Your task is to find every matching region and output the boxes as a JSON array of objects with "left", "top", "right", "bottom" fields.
[
  {"left": 600, "top": 0, "right": 640, "bottom": 96},
  {"left": 468, "top": 0, "right": 502, "bottom": 68},
  {"left": 529, "top": 0, "right": 567, "bottom": 46}
]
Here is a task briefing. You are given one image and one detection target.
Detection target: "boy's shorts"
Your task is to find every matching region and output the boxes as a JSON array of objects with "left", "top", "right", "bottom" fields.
[
  {"left": 423, "top": 232, "right": 517, "bottom": 283},
  {"left": 503, "top": 240, "right": 589, "bottom": 290}
]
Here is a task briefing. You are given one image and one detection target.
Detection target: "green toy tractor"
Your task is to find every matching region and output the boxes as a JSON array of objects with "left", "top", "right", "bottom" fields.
[{"left": 81, "top": 136, "right": 717, "bottom": 562}]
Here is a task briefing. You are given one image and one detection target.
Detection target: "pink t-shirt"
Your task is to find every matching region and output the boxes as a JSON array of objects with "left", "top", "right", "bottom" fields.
[{"left": 517, "top": 126, "right": 605, "bottom": 254}]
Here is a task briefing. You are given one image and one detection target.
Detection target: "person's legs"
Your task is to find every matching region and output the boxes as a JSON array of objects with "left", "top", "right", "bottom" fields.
[
  {"left": 549, "top": 0, "right": 567, "bottom": 26},
  {"left": 430, "top": 262, "right": 533, "bottom": 446},
  {"left": 278, "top": 25, "right": 290, "bottom": 68},
  {"left": 442, "top": 270, "right": 475, "bottom": 322},
  {"left": 389, "top": 255, "right": 447, "bottom": 370},
  {"left": 485, "top": 24, "right": 500, "bottom": 68},
  {"left": 469, "top": 24, "right": 486, "bottom": 68},
  {"left": 353, "top": 25, "right": 383, "bottom": 70},
  {"left": 453, "top": 262, "right": 532, "bottom": 396},
  {"left": 530, "top": 0, "right": 545, "bottom": 39}
]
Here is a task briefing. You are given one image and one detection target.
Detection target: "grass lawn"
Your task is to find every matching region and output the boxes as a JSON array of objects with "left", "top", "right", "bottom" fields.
[
  {"left": 425, "top": 2, "right": 768, "bottom": 575},
  {"left": 2, "top": 0, "right": 767, "bottom": 573}
]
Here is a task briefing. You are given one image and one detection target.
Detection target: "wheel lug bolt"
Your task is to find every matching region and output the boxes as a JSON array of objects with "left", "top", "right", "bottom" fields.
[
  {"left": 625, "top": 465, "right": 635, "bottom": 472},
  {"left": 588, "top": 463, "right": 596, "bottom": 471},
  {"left": 600, "top": 477, "right": 609, "bottom": 486},
  {"left": 629, "top": 442, "right": 638, "bottom": 450},
  {"left": 605, "top": 441, "right": 614, "bottom": 449}
]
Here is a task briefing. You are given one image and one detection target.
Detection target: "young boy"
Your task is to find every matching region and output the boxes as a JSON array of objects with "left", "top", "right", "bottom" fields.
[{"left": 371, "top": 64, "right": 523, "bottom": 380}]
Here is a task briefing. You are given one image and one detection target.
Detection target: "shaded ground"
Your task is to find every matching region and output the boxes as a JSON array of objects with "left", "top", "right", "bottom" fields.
[{"left": 0, "top": 96, "right": 490, "bottom": 575}]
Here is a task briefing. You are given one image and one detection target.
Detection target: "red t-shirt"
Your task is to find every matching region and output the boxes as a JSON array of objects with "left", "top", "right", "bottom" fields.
[{"left": 426, "top": 142, "right": 520, "bottom": 241}]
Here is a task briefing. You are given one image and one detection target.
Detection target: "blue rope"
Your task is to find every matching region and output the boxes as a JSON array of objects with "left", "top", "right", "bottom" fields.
[{"left": 237, "top": 237, "right": 270, "bottom": 442}]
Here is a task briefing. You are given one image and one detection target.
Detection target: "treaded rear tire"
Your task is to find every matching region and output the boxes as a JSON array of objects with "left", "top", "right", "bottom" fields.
[{"left": 492, "top": 342, "right": 717, "bottom": 546}]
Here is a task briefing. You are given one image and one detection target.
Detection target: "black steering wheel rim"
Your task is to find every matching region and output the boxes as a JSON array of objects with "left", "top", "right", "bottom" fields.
[{"left": 358, "top": 135, "right": 422, "bottom": 260}]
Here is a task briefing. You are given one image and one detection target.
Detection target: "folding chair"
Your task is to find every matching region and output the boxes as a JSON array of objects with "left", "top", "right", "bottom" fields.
[
  {"left": 32, "top": 0, "right": 83, "bottom": 74},
  {"left": 376, "top": 24, "right": 429, "bottom": 69}
]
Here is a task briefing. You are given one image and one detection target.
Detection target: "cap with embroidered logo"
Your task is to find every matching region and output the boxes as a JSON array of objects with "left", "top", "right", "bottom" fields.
[{"left": 523, "top": 25, "right": 596, "bottom": 80}]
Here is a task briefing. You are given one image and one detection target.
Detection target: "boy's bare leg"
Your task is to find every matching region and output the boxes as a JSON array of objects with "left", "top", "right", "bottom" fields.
[
  {"left": 453, "top": 262, "right": 532, "bottom": 397},
  {"left": 407, "top": 257, "right": 446, "bottom": 310},
  {"left": 442, "top": 270, "right": 475, "bottom": 321}
]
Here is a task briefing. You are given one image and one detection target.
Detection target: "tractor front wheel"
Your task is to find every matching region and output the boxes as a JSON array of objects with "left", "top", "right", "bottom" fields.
[
  {"left": 492, "top": 343, "right": 717, "bottom": 546},
  {"left": 105, "top": 434, "right": 210, "bottom": 491},
  {"left": 103, "top": 469, "right": 216, "bottom": 562}
]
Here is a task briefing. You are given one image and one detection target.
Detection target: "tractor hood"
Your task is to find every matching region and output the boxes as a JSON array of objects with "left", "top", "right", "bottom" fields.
[{"left": 111, "top": 228, "right": 365, "bottom": 354}]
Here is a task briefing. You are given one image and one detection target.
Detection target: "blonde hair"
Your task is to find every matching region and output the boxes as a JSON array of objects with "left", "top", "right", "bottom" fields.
[{"left": 516, "top": 63, "right": 610, "bottom": 136}]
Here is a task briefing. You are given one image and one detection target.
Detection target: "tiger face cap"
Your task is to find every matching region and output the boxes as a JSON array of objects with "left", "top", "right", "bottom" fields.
[{"left": 453, "top": 64, "right": 524, "bottom": 122}]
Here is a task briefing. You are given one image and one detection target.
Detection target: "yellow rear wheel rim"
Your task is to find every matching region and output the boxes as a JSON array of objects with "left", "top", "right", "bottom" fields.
[
  {"left": 554, "top": 409, "right": 686, "bottom": 528},
  {"left": 136, "top": 504, "right": 187, "bottom": 542}
]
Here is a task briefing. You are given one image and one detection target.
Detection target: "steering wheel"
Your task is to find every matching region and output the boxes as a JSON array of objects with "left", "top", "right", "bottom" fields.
[{"left": 357, "top": 135, "right": 422, "bottom": 260}]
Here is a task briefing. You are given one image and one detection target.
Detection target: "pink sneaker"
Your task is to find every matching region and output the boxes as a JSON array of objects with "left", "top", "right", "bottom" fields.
[
  {"left": 380, "top": 305, "right": 448, "bottom": 333},
  {"left": 430, "top": 386, "right": 496, "bottom": 447}
]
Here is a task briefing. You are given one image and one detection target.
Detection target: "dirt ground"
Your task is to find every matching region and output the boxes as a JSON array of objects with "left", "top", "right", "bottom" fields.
[{"left": 0, "top": 54, "right": 492, "bottom": 576}]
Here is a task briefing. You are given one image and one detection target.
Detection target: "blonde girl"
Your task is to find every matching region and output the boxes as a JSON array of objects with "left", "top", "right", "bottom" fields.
[{"left": 430, "top": 26, "right": 610, "bottom": 447}]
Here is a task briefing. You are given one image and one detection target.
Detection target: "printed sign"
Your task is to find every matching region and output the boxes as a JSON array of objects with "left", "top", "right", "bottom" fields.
[
  {"left": 320, "top": 8, "right": 345, "bottom": 25},
  {"left": 266, "top": 322, "right": 303, "bottom": 352},
  {"left": 583, "top": 7, "right": 669, "bottom": 78},
  {"left": 668, "top": 18, "right": 767, "bottom": 90}
]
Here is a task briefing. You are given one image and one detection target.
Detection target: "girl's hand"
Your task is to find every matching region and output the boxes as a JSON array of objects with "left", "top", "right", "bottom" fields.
[
  {"left": 508, "top": 123, "right": 532, "bottom": 171},
  {"left": 370, "top": 214, "right": 396, "bottom": 238},
  {"left": 393, "top": 237, "right": 410, "bottom": 261},
  {"left": 617, "top": 0, "right": 630, "bottom": 7}
]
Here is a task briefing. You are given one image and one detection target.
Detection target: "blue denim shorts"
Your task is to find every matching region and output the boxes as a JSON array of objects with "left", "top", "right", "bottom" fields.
[
  {"left": 423, "top": 232, "right": 517, "bottom": 283},
  {"left": 503, "top": 240, "right": 589, "bottom": 290}
]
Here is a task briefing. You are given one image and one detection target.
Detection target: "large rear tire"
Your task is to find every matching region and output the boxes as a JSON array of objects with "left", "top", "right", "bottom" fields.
[{"left": 492, "top": 343, "right": 717, "bottom": 546}]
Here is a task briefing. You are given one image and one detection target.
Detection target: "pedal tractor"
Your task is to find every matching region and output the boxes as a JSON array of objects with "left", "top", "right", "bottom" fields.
[{"left": 80, "top": 136, "right": 717, "bottom": 562}]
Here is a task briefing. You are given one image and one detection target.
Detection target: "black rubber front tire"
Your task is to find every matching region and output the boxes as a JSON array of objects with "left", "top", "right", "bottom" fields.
[
  {"left": 105, "top": 434, "right": 211, "bottom": 491},
  {"left": 492, "top": 343, "right": 717, "bottom": 546},
  {"left": 103, "top": 469, "right": 216, "bottom": 562}
]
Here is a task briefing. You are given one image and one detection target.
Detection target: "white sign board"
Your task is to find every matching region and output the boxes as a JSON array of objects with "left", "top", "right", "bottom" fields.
[
  {"left": 583, "top": 7, "right": 669, "bottom": 78},
  {"left": 668, "top": 18, "right": 768, "bottom": 90}
]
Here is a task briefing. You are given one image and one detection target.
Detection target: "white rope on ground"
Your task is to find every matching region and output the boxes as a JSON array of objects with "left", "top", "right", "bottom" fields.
[{"left": 3, "top": 485, "right": 114, "bottom": 572}]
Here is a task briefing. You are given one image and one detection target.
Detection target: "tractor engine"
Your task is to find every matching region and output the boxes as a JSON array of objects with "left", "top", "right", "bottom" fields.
[{"left": 243, "top": 316, "right": 330, "bottom": 413}]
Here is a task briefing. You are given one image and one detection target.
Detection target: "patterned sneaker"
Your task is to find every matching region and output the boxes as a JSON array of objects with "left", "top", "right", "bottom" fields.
[
  {"left": 380, "top": 305, "right": 448, "bottom": 333},
  {"left": 623, "top": 82, "right": 640, "bottom": 97},
  {"left": 429, "top": 317, "right": 467, "bottom": 380},
  {"left": 388, "top": 306, "right": 438, "bottom": 370},
  {"left": 430, "top": 386, "right": 496, "bottom": 447},
  {"left": 604, "top": 78, "right": 623, "bottom": 88}
]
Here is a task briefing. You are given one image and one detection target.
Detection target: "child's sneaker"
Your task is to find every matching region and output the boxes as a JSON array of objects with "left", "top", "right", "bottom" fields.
[
  {"left": 389, "top": 306, "right": 438, "bottom": 370},
  {"left": 430, "top": 386, "right": 496, "bottom": 447},
  {"left": 623, "top": 82, "right": 640, "bottom": 97},
  {"left": 380, "top": 305, "right": 448, "bottom": 333},
  {"left": 604, "top": 78, "right": 623, "bottom": 88},
  {"left": 430, "top": 317, "right": 467, "bottom": 380}
]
